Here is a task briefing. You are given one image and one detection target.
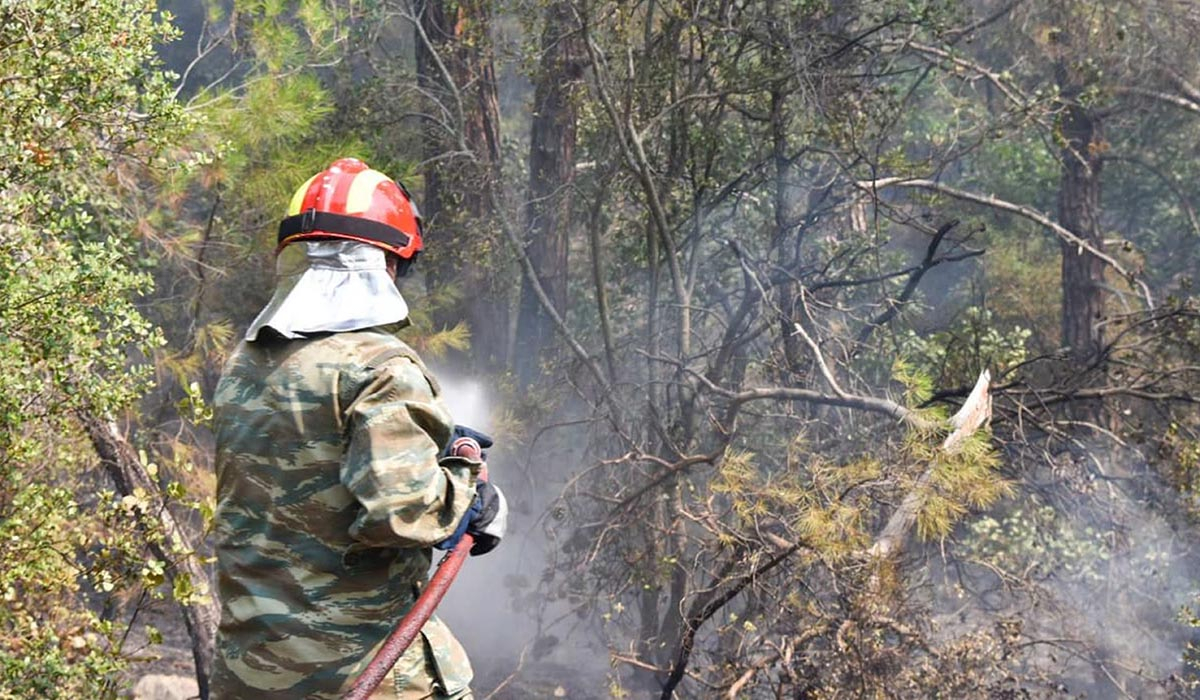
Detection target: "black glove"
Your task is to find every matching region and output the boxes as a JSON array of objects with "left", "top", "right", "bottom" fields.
[
  {"left": 435, "top": 425, "right": 505, "bottom": 556},
  {"left": 434, "top": 479, "right": 507, "bottom": 556}
]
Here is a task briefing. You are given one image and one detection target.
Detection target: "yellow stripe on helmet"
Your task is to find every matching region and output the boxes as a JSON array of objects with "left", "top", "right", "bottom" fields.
[
  {"left": 287, "top": 173, "right": 321, "bottom": 216},
  {"left": 344, "top": 169, "right": 390, "bottom": 214}
]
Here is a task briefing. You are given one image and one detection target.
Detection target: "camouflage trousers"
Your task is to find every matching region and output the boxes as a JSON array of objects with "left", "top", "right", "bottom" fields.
[
  {"left": 211, "top": 608, "right": 473, "bottom": 700},
  {"left": 371, "top": 623, "right": 473, "bottom": 700}
]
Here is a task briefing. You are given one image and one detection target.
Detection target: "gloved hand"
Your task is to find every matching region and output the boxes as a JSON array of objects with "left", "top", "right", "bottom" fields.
[
  {"left": 434, "top": 479, "right": 507, "bottom": 556},
  {"left": 435, "top": 426, "right": 506, "bottom": 556}
]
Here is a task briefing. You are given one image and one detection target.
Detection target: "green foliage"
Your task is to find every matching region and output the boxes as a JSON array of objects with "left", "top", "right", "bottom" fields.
[
  {"left": 1158, "top": 421, "right": 1200, "bottom": 518},
  {"left": 980, "top": 237, "right": 1062, "bottom": 350},
  {"left": 916, "top": 436, "right": 1011, "bottom": 541},
  {"left": 0, "top": 623, "right": 125, "bottom": 700},
  {"left": 892, "top": 357, "right": 940, "bottom": 408},
  {"left": 0, "top": 0, "right": 195, "bottom": 693},
  {"left": 0, "top": 229, "right": 161, "bottom": 439},
  {"left": 0, "top": 479, "right": 201, "bottom": 698},
  {"left": 897, "top": 308, "right": 1033, "bottom": 387},
  {"left": 0, "top": 0, "right": 182, "bottom": 184},
  {"left": 965, "top": 502, "right": 1111, "bottom": 583}
]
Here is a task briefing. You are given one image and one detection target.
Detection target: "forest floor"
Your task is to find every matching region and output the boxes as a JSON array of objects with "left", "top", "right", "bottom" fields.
[{"left": 121, "top": 596, "right": 199, "bottom": 699}]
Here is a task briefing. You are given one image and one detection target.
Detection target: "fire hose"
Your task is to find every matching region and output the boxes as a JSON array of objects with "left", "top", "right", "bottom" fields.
[{"left": 342, "top": 438, "right": 486, "bottom": 700}]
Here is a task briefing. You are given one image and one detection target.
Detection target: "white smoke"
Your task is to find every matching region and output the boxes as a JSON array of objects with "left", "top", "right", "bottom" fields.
[
  {"left": 438, "top": 375, "right": 493, "bottom": 435},
  {"left": 934, "top": 440, "right": 1200, "bottom": 697},
  {"left": 429, "top": 369, "right": 610, "bottom": 697}
]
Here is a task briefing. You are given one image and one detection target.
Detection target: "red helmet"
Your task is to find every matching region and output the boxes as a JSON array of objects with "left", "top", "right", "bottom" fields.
[{"left": 277, "top": 158, "right": 423, "bottom": 273}]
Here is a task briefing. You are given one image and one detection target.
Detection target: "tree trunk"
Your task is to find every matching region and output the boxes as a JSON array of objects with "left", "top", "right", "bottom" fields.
[
  {"left": 414, "top": 0, "right": 450, "bottom": 228},
  {"left": 1057, "top": 81, "right": 1106, "bottom": 361},
  {"left": 415, "top": 0, "right": 506, "bottom": 370},
  {"left": 79, "top": 412, "right": 218, "bottom": 700},
  {"left": 514, "top": 3, "right": 581, "bottom": 385}
]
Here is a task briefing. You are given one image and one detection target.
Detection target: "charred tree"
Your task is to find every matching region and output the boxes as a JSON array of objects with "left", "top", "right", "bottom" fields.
[
  {"left": 414, "top": 0, "right": 506, "bottom": 370},
  {"left": 514, "top": 4, "right": 582, "bottom": 385},
  {"left": 1056, "top": 62, "right": 1107, "bottom": 362}
]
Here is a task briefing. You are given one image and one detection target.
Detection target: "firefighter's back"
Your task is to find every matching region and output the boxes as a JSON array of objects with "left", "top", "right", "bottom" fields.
[{"left": 209, "top": 330, "right": 455, "bottom": 699}]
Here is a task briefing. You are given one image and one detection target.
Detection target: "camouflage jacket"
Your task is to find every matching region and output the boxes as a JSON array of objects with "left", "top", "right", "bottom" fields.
[{"left": 210, "top": 328, "right": 478, "bottom": 699}]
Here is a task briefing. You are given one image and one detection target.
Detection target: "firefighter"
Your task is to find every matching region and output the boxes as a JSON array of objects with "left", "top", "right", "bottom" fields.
[{"left": 209, "top": 157, "right": 505, "bottom": 699}]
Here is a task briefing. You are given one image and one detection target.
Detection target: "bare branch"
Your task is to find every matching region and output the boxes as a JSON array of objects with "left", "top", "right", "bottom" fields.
[
  {"left": 579, "top": 23, "right": 691, "bottom": 356},
  {"left": 856, "top": 177, "right": 1154, "bottom": 308},
  {"left": 660, "top": 543, "right": 804, "bottom": 699},
  {"left": 680, "top": 362, "right": 934, "bottom": 431},
  {"left": 1112, "top": 85, "right": 1200, "bottom": 116}
]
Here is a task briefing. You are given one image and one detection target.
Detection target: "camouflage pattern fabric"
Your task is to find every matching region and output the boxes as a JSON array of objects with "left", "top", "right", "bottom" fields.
[{"left": 210, "top": 328, "right": 479, "bottom": 699}]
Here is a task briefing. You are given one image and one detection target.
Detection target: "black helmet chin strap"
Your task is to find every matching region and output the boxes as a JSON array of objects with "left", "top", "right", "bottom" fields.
[{"left": 278, "top": 208, "right": 413, "bottom": 251}]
